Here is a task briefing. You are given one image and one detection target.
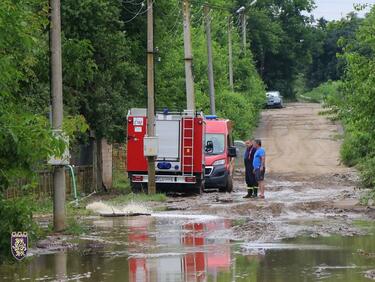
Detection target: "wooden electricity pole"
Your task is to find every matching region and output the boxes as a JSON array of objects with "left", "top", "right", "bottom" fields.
[
  {"left": 204, "top": 5, "right": 216, "bottom": 115},
  {"left": 182, "top": 0, "right": 195, "bottom": 111},
  {"left": 50, "top": 0, "right": 66, "bottom": 231},
  {"left": 228, "top": 16, "right": 234, "bottom": 91},
  {"left": 147, "top": 0, "right": 156, "bottom": 194}
]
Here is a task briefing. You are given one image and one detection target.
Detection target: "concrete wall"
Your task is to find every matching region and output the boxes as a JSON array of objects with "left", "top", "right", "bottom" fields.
[{"left": 101, "top": 138, "right": 113, "bottom": 189}]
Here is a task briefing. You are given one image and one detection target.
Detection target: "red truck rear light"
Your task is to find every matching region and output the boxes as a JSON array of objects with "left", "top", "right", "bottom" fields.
[
  {"left": 132, "top": 175, "right": 143, "bottom": 182},
  {"left": 185, "top": 176, "right": 196, "bottom": 183}
]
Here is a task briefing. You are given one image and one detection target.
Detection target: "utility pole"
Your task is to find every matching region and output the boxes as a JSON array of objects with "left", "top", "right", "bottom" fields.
[
  {"left": 50, "top": 0, "right": 66, "bottom": 232},
  {"left": 147, "top": 0, "right": 156, "bottom": 195},
  {"left": 182, "top": 0, "right": 195, "bottom": 111},
  {"left": 241, "top": 12, "right": 247, "bottom": 52},
  {"left": 228, "top": 16, "right": 234, "bottom": 91},
  {"left": 204, "top": 5, "right": 216, "bottom": 115}
]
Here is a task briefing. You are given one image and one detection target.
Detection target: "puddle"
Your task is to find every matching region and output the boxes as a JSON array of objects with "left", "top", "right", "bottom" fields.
[{"left": 1, "top": 214, "right": 374, "bottom": 281}]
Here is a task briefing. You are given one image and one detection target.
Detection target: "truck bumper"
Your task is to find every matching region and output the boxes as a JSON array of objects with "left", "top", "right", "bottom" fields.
[
  {"left": 204, "top": 165, "right": 228, "bottom": 188},
  {"left": 130, "top": 174, "right": 197, "bottom": 184}
]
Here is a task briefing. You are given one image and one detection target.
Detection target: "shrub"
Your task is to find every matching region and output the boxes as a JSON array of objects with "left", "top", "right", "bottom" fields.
[
  {"left": 358, "top": 156, "right": 375, "bottom": 189},
  {"left": 340, "top": 131, "right": 372, "bottom": 167},
  {"left": 301, "top": 80, "right": 342, "bottom": 103},
  {"left": 0, "top": 196, "right": 39, "bottom": 262}
]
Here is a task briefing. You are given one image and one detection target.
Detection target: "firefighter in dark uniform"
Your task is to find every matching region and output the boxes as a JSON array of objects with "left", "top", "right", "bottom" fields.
[{"left": 243, "top": 140, "right": 258, "bottom": 198}]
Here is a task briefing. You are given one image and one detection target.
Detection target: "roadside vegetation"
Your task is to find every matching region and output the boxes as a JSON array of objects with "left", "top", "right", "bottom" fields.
[
  {"left": 330, "top": 7, "right": 375, "bottom": 200},
  {"left": 298, "top": 6, "right": 375, "bottom": 202},
  {"left": 1, "top": 0, "right": 374, "bottom": 262},
  {"left": 297, "top": 80, "right": 341, "bottom": 103}
]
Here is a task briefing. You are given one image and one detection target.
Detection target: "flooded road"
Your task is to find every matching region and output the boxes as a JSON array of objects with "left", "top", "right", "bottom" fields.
[
  {"left": 1, "top": 214, "right": 374, "bottom": 281},
  {"left": 1, "top": 103, "right": 375, "bottom": 281}
]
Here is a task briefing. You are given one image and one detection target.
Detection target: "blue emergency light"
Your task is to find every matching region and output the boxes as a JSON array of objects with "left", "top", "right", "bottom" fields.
[
  {"left": 157, "top": 162, "right": 172, "bottom": 170},
  {"left": 205, "top": 115, "right": 218, "bottom": 120}
]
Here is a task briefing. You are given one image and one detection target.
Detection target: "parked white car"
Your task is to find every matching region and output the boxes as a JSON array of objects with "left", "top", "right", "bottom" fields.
[{"left": 266, "top": 91, "right": 283, "bottom": 108}]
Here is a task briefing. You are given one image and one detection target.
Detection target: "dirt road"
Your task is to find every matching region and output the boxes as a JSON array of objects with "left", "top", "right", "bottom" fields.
[
  {"left": 161, "top": 103, "right": 373, "bottom": 241},
  {"left": 257, "top": 103, "right": 347, "bottom": 175}
]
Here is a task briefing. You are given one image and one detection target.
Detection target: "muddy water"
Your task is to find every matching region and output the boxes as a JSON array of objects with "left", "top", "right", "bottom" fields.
[{"left": 0, "top": 215, "right": 374, "bottom": 281}]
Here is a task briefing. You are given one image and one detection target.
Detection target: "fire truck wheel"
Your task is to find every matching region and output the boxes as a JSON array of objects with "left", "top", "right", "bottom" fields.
[{"left": 220, "top": 175, "right": 233, "bottom": 193}]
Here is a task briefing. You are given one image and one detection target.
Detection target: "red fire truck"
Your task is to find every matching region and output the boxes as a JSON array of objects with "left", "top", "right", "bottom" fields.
[{"left": 126, "top": 108, "right": 205, "bottom": 194}]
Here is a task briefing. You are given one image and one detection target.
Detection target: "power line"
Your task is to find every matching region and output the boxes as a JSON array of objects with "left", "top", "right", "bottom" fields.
[{"left": 123, "top": 0, "right": 155, "bottom": 23}]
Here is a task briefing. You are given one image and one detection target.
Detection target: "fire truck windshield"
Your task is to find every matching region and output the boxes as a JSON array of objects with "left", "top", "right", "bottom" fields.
[{"left": 205, "top": 134, "right": 225, "bottom": 155}]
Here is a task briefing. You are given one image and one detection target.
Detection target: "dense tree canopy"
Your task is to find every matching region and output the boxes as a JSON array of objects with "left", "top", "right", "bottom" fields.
[
  {"left": 305, "top": 13, "right": 362, "bottom": 89},
  {"left": 244, "top": 0, "right": 315, "bottom": 97}
]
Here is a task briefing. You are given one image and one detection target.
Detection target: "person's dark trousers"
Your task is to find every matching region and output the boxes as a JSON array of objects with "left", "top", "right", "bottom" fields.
[
  {"left": 252, "top": 187, "right": 258, "bottom": 198},
  {"left": 243, "top": 186, "right": 254, "bottom": 198}
]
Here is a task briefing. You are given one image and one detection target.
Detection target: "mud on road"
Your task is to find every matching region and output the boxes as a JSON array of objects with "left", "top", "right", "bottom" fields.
[
  {"left": 163, "top": 103, "right": 374, "bottom": 242},
  {"left": 7, "top": 103, "right": 374, "bottom": 282}
]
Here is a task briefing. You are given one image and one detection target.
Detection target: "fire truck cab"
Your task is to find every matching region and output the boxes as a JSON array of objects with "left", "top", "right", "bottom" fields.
[
  {"left": 126, "top": 108, "right": 205, "bottom": 194},
  {"left": 204, "top": 116, "right": 237, "bottom": 192}
]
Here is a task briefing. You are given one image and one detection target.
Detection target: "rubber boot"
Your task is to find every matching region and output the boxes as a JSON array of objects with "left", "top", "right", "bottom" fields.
[
  {"left": 243, "top": 187, "right": 253, "bottom": 198},
  {"left": 252, "top": 187, "right": 258, "bottom": 198}
]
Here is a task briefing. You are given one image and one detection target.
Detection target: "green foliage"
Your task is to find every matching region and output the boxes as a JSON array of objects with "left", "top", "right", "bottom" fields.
[
  {"left": 153, "top": 1, "right": 265, "bottom": 139},
  {"left": 305, "top": 14, "right": 362, "bottom": 89},
  {"left": 324, "top": 7, "right": 375, "bottom": 193},
  {"left": 112, "top": 171, "right": 131, "bottom": 194},
  {"left": 0, "top": 196, "right": 39, "bottom": 262},
  {"left": 214, "top": 90, "right": 259, "bottom": 140},
  {"left": 0, "top": 0, "right": 89, "bottom": 263},
  {"left": 0, "top": 0, "right": 66, "bottom": 191},
  {"left": 299, "top": 80, "right": 341, "bottom": 103},
  {"left": 61, "top": 0, "right": 144, "bottom": 142},
  {"left": 64, "top": 217, "right": 88, "bottom": 236},
  {"left": 244, "top": 0, "right": 315, "bottom": 98},
  {"left": 358, "top": 157, "right": 375, "bottom": 189},
  {"left": 32, "top": 197, "right": 54, "bottom": 214}
]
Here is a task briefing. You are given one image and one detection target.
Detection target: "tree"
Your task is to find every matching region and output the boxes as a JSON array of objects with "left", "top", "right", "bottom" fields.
[
  {"left": 305, "top": 13, "right": 362, "bottom": 89},
  {"left": 324, "top": 6, "right": 375, "bottom": 188},
  {"left": 60, "top": 0, "right": 144, "bottom": 142},
  {"left": 0, "top": 0, "right": 61, "bottom": 262},
  {"left": 241, "top": 0, "right": 315, "bottom": 98}
]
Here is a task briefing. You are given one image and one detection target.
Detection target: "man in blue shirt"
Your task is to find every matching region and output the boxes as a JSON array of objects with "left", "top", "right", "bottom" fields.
[{"left": 253, "top": 139, "right": 266, "bottom": 199}]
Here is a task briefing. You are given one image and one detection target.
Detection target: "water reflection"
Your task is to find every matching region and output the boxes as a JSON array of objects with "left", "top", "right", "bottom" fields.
[
  {"left": 127, "top": 217, "right": 232, "bottom": 282},
  {"left": 0, "top": 216, "right": 374, "bottom": 281}
]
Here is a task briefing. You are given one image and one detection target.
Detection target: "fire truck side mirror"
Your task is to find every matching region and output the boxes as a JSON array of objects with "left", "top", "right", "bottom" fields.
[
  {"left": 205, "top": 140, "right": 214, "bottom": 153},
  {"left": 228, "top": 146, "right": 237, "bottom": 158}
]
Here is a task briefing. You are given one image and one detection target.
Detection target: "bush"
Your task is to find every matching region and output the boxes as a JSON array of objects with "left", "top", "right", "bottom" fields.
[
  {"left": 322, "top": 7, "right": 375, "bottom": 197},
  {"left": 0, "top": 196, "right": 39, "bottom": 262},
  {"left": 196, "top": 88, "right": 265, "bottom": 140},
  {"left": 216, "top": 90, "right": 258, "bottom": 140},
  {"left": 112, "top": 170, "right": 131, "bottom": 194},
  {"left": 340, "top": 131, "right": 372, "bottom": 167},
  {"left": 300, "top": 80, "right": 342, "bottom": 103},
  {"left": 358, "top": 156, "right": 375, "bottom": 189}
]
